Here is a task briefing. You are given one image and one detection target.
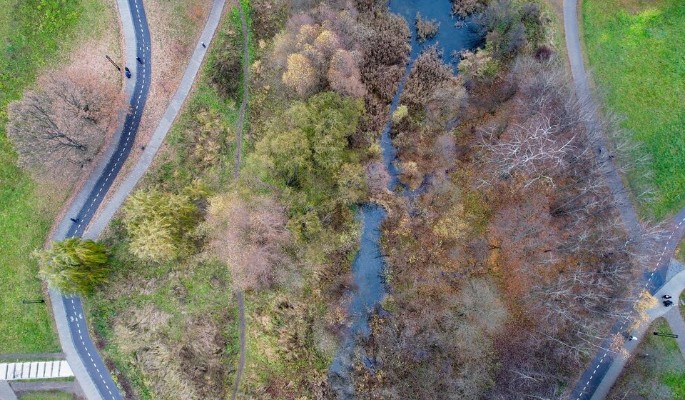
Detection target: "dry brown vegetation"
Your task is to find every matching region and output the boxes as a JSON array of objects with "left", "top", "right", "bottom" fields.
[
  {"left": 7, "top": 69, "right": 123, "bottom": 180},
  {"left": 346, "top": 1, "right": 650, "bottom": 398},
  {"left": 452, "top": 0, "right": 491, "bottom": 17},
  {"left": 415, "top": 12, "right": 439, "bottom": 42},
  {"left": 271, "top": 2, "right": 367, "bottom": 97},
  {"left": 101, "top": 0, "right": 213, "bottom": 205},
  {"left": 111, "top": 304, "right": 228, "bottom": 399},
  {"left": 91, "top": 0, "right": 653, "bottom": 398},
  {"left": 93, "top": 251, "right": 237, "bottom": 400},
  {"left": 205, "top": 193, "right": 291, "bottom": 291}
]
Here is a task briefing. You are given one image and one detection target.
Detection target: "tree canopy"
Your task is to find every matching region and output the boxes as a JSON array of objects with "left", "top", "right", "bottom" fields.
[
  {"left": 7, "top": 69, "right": 123, "bottom": 178},
  {"left": 35, "top": 238, "right": 110, "bottom": 295},
  {"left": 250, "top": 91, "right": 366, "bottom": 240},
  {"left": 122, "top": 189, "right": 200, "bottom": 263}
]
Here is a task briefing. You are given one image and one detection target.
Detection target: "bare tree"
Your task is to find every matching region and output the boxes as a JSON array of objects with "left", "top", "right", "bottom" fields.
[
  {"left": 481, "top": 114, "right": 579, "bottom": 187},
  {"left": 206, "top": 193, "right": 291, "bottom": 291},
  {"left": 7, "top": 69, "right": 123, "bottom": 178}
]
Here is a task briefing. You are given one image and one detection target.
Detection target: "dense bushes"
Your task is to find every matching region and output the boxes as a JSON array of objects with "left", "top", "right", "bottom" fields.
[
  {"left": 209, "top": 17, "right": 243, "bottom": 99},
  {"left": 250, "top": 0, "right": 289, "bottom": 42},
  {"left": 361, "top": 51, "right": 644, "bottom": 398},
  {"left": 272, "top": 4, "right": 368, "bottom": 97},
  {"left": 415, "top": 12, "right": 439, "bottom": 42},
  {"left": 342, "top": 0, "right": 641, "bottom": 397},
  {"left": 205, "top": 193, "right": 291, "bottom": 291},
  {"left": 451, "top": 0, "right": 490, "bottom": 17},
  {"left": 247, "top": 91, "right": 366, "bottom": 240},
  {"left": 121, "top": 189, "right": 201, "bottom": 263},
  {"left": 401, "top": 46, "right": 454, "bottom": 111},
  {"left": 477, "top": 0, "right": 527, "bottom": 61},
  {"left": 457, "top": 0, "right": 546, "bottom": 85},
  {"left": 358, "top": 11, "right": 410, "bottom": 103}
]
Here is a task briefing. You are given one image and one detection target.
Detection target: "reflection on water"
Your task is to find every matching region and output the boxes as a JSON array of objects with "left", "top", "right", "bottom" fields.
[{"left": 329, "top": 1, "right": 482, "bottom": 398}]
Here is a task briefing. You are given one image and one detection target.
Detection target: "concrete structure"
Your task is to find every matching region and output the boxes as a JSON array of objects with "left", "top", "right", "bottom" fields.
[
  {"left": 0, "top": 361, "right": 73, "bottom": 380},
  {"left": 0, "top": 380, "right": 18, "bottom": 400}
]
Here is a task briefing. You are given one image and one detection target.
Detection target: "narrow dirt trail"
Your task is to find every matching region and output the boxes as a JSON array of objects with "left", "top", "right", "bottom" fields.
[{"left": 231, "top": 2, "right": 249, "bottom": 399}]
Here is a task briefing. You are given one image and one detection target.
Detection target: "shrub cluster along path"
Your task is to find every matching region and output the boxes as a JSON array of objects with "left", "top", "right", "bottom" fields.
[
  {"left": 563, "top": 0, "right": 685, "bottom": 398},
  {"left": 41, "top": 0, "right": 227, "bottom": 399}
]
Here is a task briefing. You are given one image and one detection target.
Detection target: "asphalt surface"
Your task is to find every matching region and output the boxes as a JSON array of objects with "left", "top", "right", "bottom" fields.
[
  {"left": 52, "top": 0, "right": 151, "bottom": 398},
  {"left": 563, "top": 0, "right": 685, "bottom": 398},
  {"left": 46, "top": 0, "right": 227, "bottom": 398}
]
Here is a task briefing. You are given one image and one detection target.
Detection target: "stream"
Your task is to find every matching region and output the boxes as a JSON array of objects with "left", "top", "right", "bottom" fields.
[{"left": 328, "top": 1, "right": 482, "bottom": 398}]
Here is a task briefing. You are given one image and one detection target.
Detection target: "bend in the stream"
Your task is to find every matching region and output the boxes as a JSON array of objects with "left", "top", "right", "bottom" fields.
[{"left": 329, "top": 1, "right": 482, "bottom": 398}]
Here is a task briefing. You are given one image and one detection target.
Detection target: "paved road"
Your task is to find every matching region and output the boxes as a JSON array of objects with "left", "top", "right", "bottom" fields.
[
  {"left": 587, "top": 265, "right": 685, "bottom": 400},
  {"left": 49, "top": 0, "right": 151, "bottom": 398},
  {"left": 83, "top": 0, "right": 226, "bottom": 240},
  {"left": 41, "top": 0, "right": 227, "bottom": 397},
  {"left": 663, "top": 306, "right": 685, "bottom": 359},
  {"left": 563, "top": 0, "right": 685, "bottom": 398},
  {"left": 0, "top": 380, "right": 17, "bottom": 400}
]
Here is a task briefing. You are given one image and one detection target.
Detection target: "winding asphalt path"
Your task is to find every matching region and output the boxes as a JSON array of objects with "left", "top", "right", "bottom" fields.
[
  {"left": 563, "top": 0, "right": 685, "bottom": 398},
  {"left": 47, "top": 0, "right": 150, "bottom": 398},
  {"left": 45, "top": 1, "right": 226, "bottom": 399}
]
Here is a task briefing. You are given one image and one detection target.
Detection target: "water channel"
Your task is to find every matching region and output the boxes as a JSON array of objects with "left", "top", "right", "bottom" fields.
[{"left": 328, "top": 1, "right": 482, "bottom": 398}]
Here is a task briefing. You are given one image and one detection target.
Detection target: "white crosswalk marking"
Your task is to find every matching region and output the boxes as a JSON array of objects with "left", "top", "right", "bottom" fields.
[
  {"left": 0, "top": 361, "right": 74, "bottom": 380},
  {"left": 20, "top": 363, "right": 30, "bottom": 379}
]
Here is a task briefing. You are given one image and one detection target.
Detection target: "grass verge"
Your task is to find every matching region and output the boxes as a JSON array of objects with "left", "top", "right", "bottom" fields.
[
  {"left": 582, "top": 0, "right": 685, "bottom": 219},
  {"left": 0, "top": 0, "right": 116, "bottom": 353},
  {"left": 87, "top": 6, "right": 245, "bottom": 398},
  {"left": 18, "top": 393, "right": 74, "bottom": 400},
  {"left": 608, "top": 318, "right": 685, "bottom": 399}
]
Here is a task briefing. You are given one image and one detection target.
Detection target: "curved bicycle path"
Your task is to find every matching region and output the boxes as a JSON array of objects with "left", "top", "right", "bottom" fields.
[
  {"left": 47, "top": 0, "right": 227, "bottom": 399},
  {"left": 563, "top": 0, "right": 685, "bottom": 398},
  {"left": 49, "top": 0, "right": 150, "bottom": 398}
]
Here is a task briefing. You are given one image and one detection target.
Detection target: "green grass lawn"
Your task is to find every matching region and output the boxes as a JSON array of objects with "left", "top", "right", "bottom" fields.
[
  {"left": 677, "top": 238, "right": 685, "bottom": 263},
  {"left": 609, "top": 318, "right": 685, "bottom": 399},
  {"left": 0, "top": 0, "right": 113, "bottom": 353},
  {"left": 18, "top": 392, "right": 73, "bottom": 400},
  {"left": 582, "top": 0, "right": 685, "bottom": 220}
]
